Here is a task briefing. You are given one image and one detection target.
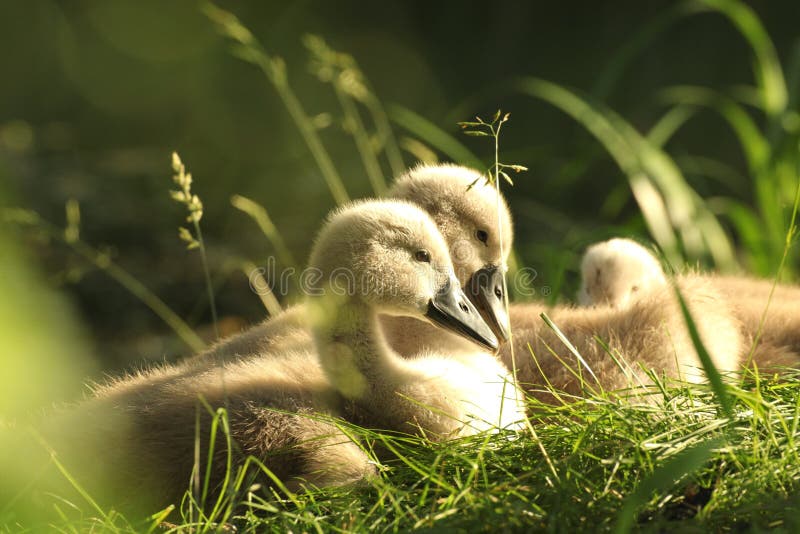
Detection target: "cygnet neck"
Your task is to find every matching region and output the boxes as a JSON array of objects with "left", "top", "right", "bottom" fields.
[{"left": 312, "top": 295, "right": 406, "bottom": 401}]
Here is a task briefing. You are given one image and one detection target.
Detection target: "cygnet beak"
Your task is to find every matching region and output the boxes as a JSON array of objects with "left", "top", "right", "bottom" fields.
[
  {"left": 425, "top": 276, "right": 499, "bottom": 352},
  {"left": 466, "top": 264, "right": 511, "bottom": 344}
]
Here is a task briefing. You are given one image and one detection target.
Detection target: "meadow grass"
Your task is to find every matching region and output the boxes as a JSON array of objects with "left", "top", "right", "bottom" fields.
[
  {"left": 7, "top": 371, "right": 800, "bottom": 533},
  {"left": 208, "top": 373, "right": 800, "bottom": 533}
]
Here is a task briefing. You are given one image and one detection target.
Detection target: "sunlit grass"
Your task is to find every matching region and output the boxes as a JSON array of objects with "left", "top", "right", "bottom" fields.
[{"left": 7, "top": 371, "right": 800, "bottom": 532}]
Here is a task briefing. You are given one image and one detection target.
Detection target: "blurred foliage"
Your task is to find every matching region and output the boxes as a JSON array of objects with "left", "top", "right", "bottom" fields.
[
  {"left": 0, "top": 0, "right": 799, "bottom": 378},
  {"left": 0, "top": 209, "right": 96, "bottom": 419}
]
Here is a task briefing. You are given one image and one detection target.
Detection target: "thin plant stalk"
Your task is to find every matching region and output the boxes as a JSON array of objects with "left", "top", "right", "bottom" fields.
[
  {"left": 240, "top": 260, "right": 283, "bottom": 317},
  {"left": 170, "top": 152, "right": 218, "bottom": 340},
  {"left": 303, "top": 34, "right": 393, "bottom": 194},
  {"left": 363, "top": 92, "right": 406, "bottom": 178},
  {"left": 28, "top": 430, "right": 110, "bottom": 523},
  {"left": 493, "top": 131, "right": 558, "bottom": 483},
  {"left": 491, "top": 118, "right": 517, "bottom": 393},
  {"left": 262, "top": 59, "right": 351, "bottom": 205},
  {"left": 334, "top": 81, "right": 387, "bottom": 195},
  {"left": 230, "top": 195, "right": 298, "bottom": 270},
  {"left": 192, "top": 404, "right": 200, "bottom": 527},
  {"left": 193, "top": 222, "right": 218, "bottom": 340},
  {"left": 3, "top": 209, "right": 205, "bottom": 353},
  {"left": 743, "top": 148, "right": 800, "bottom": 370},
  {"left": 458, "top": 111, "right": 550, "bottom": 477},
  {"left": 202, "top": 3, "right": 350, "bottom": 206},
  {"left": 170, "top": 152, "right": 231, "bottom": 523}
]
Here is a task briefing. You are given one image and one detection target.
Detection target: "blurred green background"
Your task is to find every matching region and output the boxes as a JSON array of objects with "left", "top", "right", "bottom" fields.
[{"left": 1, "top": 0, "right": 798, "bottom": 401}]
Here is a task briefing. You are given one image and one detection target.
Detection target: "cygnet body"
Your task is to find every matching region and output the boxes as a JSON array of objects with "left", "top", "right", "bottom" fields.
[
  {"left": 578, "top": 238, "right": 796, "bottom": 373},
  {"left": 503, "top": 275, "right": 742, "bottom": 402},
  {"left": 37, "top": 200, "right": 521, "bottom": 515}
]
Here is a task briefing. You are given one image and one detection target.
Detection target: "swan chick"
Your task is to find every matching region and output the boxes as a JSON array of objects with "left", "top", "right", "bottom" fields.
[
  {"left": 39, "top": 200, "right": 522, "bottom": 514},
  {"left": 576, "top": 237, "right": 799, "bottom": 374},
  {"left": 506, "top": 274, "right": 742, "bottom": 400},
  {"left": 307, "top": 200, "right": 523, "bottom": 437},
  {"left": 191, "top": 163, "right": 515, "bottom": 365},
  {"left": 388, "top": 163, "right": 514, "bottom": 343},
  {"left": 578, "top": 238, "right": 666, "bottom": 308},
  {"left": 500, "top": 239, "right": 742, "bottom": 398}
]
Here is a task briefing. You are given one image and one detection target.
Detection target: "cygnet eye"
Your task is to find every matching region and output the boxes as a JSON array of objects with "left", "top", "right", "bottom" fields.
[
  {"left": 631, "top": 285, "right": 640, "bottom": 293},
  {"left": 414, "top": 249, "right": 431, "bottom": 263},
  {"left": 475, "top": 229, "right": 489, "bottom": 245}
]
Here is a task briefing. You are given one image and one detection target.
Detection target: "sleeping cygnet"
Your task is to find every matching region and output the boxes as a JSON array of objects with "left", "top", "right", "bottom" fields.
[
  {"left": 578, "top": 237, "right": 799, "bottom": 373},
  {"left": 578, "top": 238, "right": 667, "bottom": 308}
]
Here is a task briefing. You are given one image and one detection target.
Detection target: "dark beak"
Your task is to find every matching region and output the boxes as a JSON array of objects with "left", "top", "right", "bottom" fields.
[
  {"left": 467, "top": 264, "right": 511, "bottom": 343},
  {"left": 425, "top": 277, "right": 499, "bottom": 352}
]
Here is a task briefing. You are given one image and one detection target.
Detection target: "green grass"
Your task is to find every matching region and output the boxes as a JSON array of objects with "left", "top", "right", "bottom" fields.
[
  {"left": 237, "top": 377, "right": 800, "bottom": 533},
  {"left": 5, "top": 372, "right": 800, "bottom": 532}
]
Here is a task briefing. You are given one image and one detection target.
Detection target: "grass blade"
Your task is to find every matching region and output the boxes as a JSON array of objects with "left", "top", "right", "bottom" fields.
[
  {"left": 540, "top": 312, "right": 600, "bottom": 385},
  {"left": 304, "top": 34, "right": 389, "bottom": 196},
  {"left": 673, "top": 287, "right": 733, "bottom": 418},
  {"left": 744, "top": 149, "right": 800, "bottom": 369},
  {"left": 658, "top": 86, "right": 770, "bottom": 171},
  {"left": 387, "top": 104, "right": 483, "bottom": 169},
  {"left": 231, "top": 194, "right": 298, "bottom": 270},
  {"left": 1, "top": 209, "right": 205, "bottom": 352},
  {"left": 691, "top": 0, "right": 787, "bottom": 116},
  {"left": 203, "top": 3, "right": 350, "bottom": 205},
  {"left": 614, "top": 437, "right": 723, "bottom": 534}
]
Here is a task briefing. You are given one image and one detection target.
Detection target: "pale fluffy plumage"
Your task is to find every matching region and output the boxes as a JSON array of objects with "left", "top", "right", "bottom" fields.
[
  {"left": 305, "top": 200, "right": 523, "bottom": 437},
  {"left": 503, "top": 276, "right": 742, "bottom": 402},
  {"left": 388, "top": 163, "right": 513, "bottom": 284},
  {"left": 382, "top": 164, "right": 513, "bottom": 356},
  {"left": 197, "top": 169, "right": 744, "bottom": 402},
  {"left": 577, "top": 237, "right": 799, "bottom": 372},
  {"left": 578, "top": 238, "right": 667, "bottom": 308},
  {"left": 39, "top": 200, "right": 521, "bottom": 514},
  {"left": 193, "top": 304, "right": 311, "bottom": 365},
  {"left": 43, "top": 351, "right": 370, "bottom": 513},
  {"left": 192, "top": 163, "right": 514, "bottom": 364}
]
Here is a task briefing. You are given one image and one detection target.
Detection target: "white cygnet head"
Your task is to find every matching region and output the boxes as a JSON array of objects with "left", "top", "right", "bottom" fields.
[
  {"left": 578, "top": 238, "right": 667, "bottom": 308},
  {"left": 308, "top": 200, "right": 499, "bottom": 351},
  {"left": 389, "top": 164, "right": 514, "bottom": 341}
]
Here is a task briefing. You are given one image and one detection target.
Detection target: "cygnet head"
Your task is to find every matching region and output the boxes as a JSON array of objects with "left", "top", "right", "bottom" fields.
[
  {"left": 308, "top": 200, "right": 499, "bottom": 352},
  {"left": 389, "top": 164, "right": 513, "bottom": 341},
  {"left": 578, "top": 238, "right": 667, "bottom": 308}
]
